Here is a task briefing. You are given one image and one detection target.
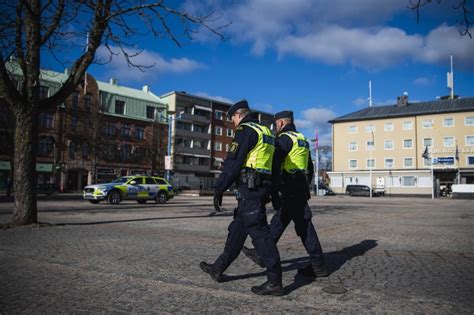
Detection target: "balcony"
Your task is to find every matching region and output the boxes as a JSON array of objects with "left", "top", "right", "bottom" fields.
[
  {"left": 175, "top": 128, "right": 210, "bottom": 140},
  {"left": 174, "top": 163, "right": 210, "bottom": 173},
  {"left": 180, "top": 112, "right": 210, "bottom": 124},
  {"left": 175, "top": 146, "right": 210, "bottom": 156}
]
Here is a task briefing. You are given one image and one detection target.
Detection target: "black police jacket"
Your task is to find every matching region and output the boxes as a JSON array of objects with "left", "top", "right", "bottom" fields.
[
  {"left": 272, "top": 123, "right": 314, "bottom": 198},
  {"left": 214, "top": 114, "right": 261, "bottom": 194}
]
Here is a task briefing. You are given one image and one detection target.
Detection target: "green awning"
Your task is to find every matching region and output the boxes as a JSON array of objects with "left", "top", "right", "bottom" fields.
[
  {"left": 0, "top": 161, "right": 53, "bottom": 172},
  {"left": 0, "top": 161, "right": 11, "bottom": 170}
]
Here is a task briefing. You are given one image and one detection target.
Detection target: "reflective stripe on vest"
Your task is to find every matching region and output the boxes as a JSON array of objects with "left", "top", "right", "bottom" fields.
[
  {"left": 280, "top": 131, "right": 309, "bottom": 173},
  {"left": 241, "top": 122, "right": 275, "bottom": 174}
]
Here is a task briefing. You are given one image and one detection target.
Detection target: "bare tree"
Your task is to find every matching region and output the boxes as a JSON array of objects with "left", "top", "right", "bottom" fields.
[
  {"left": 408, "top": 0, "right": 473, "bottom": 38},
  {"left": 0, "top": 0, "right": 227, "bottom": 225}
]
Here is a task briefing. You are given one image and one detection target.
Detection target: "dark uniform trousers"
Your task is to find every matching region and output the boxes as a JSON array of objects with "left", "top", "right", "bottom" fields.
[
  {"left": 269, "top": 193, "right": 325, "bottom": 266},
  {"left": 213, "top": 183, "right": 282, "bottom": 285}
]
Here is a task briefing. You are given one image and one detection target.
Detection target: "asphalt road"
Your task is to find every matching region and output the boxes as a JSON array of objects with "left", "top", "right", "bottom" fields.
[{"left": 1, "top": 195, "right": 473, "bottom": 313}]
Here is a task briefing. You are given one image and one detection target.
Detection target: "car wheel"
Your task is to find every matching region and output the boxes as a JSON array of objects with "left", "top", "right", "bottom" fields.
[
  {"left": 156, "top": 191, "right": 167, "bottom": 204},
  {"left": 89, "top": 200, "right": 100, "bottom": 204},
  {"left": 137, "top": 199, "right": 147, "bottom": 204},
  {"left": 108, "top": 191, "right": 121, "bottom": 205}
]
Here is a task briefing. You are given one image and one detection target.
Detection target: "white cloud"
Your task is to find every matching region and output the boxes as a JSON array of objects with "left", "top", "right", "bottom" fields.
[
  {"left": 418, "top": 24, "right": 474, "bottom": 68},
  {"left": 294, "top": 107, "right": 337, "bottom": 145},
  {"left": 94, "top": 46, "right": 206, "bottom": 82},
  {"left": 193, "top": 91, "right": 233, "bottom": 104},
  {"left": 413, "top": 77, "right": 431, "bottom": 86}
]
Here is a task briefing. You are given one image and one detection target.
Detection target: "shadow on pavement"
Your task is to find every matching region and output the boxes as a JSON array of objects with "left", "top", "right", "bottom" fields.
[{"left": 220, "top": 240, "right": 378, "bottom": 295}]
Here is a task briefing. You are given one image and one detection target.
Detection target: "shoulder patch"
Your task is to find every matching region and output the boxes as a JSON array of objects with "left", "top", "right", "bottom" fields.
[{"left": 228, "top": 141, "right": 239, "bottom": 153}]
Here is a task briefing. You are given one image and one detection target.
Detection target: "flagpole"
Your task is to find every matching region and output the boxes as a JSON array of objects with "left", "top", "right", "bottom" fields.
[
  {"left": 315, "top": 129, "right": 319, "bottom": 197},
  {"left": 84, "top": 32, "right": 89, "bottom": 95},
  {"left": 430, "top": 147, "right": 434, "bottom": 199}
]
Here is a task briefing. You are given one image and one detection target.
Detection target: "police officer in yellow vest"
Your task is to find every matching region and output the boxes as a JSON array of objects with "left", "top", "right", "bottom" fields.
[
  {"left": 243, "top": 110, "right": 329, "bottom": 278},
  {"left": 200, "top": 100, "right": 283, "bottom": 296}
]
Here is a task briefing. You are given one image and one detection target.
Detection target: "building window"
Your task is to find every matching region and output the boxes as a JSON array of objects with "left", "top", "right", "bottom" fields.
[
  {"left": 71, "top": 92, "right": 79, "bottom": 110},
  {"left": 424, "top": 157, "right": 432, "bottom": 167},
  {"left": 349, "top": 125, "right": 357, "bottom": 133},
  {"left": 366, "top": 141, "right": 375, "bottom": 151},
  {"left": 84, "top": 94, "right": 92, "bottom": 112},
  {"left": 103, "top": 122, "right": 116, "bottom": 137},
  {"left": 71, "top": 115, "right": 78, "bottom": 130},
  {"left": 121, "top": 124, "right": 132, "bottom": 138},
  {"left": 214, "top": 141, "right": 222, "bottom": 151},
  {"left": 404, "top": 157, "right": 413, "bottom": 168},
  {"left": 39, "top": 86, "right": 49, "bottom": 99},
  {"left": 443, "top": 136, "right": 454, "bottom": 147},
  {"left": 423, "top": 138, "right": 433, "bottom": 148},
  {"left": 402, "top": 176, "right": 416, "bottom": 187},
  {"left": 193, "top": 124, "right": 206, "bottom": 133},
  {"left": 39, "top": 112, "right": 54, "bottom": 129},
  {"left": 193, "top": 139, "right": 207, "bottom": 148},
  {"left": 466, "top": 136, "right": 474, "bottom": 146},
  {"left": 403, "top": 139, "right": 413, "bottom": 149},
  {"left": 349, "top": 160, "right": 357, "bottom": 169},
  {"left": 365, "top": 125, "right": 375, "bottom": 133},
  {"left": 226, "top": 114, "right": 232, "bottom": 122},
  {"left": 146, "top": 106, "right": 156, "bottom": 120},
  {"left": 176, "top": 121, "right": 192, "bottom": 131},
  {"left": 38, "top": 136, "right": 55, "bottom": 156},
  {"left": 227, "top": 128, "right": 234, "bottom": 137},
  {"left": 443, "top": 117, "right": 454, "bottom": 127},
  {"left": 225, "top": 143, "right": 230, "bottom": 152},
  {"left": 367, "top": 159, "right": 375, "bottom": 168},
  {"left": 349, "top": 142, "right": 358, "bottom": 151},
  {"left": 403, "top": 121, "right": 413, "bottom": 130},
  {"left": 467, "top": 156, "right": 474, "bottom": 166},
  {"left": 215, "top": 111, "right": 223, "bottom": 120},
  {"left": 69, "top": 141, "right": 77, "bottom": 159},
  {"left": 465, "top": 116, "right": 474, "bottom": 126},
  {"left": 384, "top": 140, "right": 394, "bottom": 150},
  {"left": 135, "top": 126, "right": 145, "bottom": 140},
  {"left": 176, "top": 138, "right": 190, "bottom": 148},
  {"left": 385, "top": 158, "right": 394, "bottom": 168},
  {"left": 115, "top": 100, "right": 125, "bottom": 115},
  {"left": 215, "top": 126, "right": 222, "bottom": 136},
  {"left": 422, "top": 119, "right": 433, "bottom": 128},
  {"left": 384, "top": 123, "right": 393, "bottom": 131},
  {"left": 82, "top": 142, "right": 89, "bottom": 159}
]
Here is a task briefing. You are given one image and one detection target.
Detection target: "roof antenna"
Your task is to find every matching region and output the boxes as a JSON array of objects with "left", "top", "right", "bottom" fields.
[
  {"left": 447, "top": 55, "right": 454, "bottom": 100},
  {"left": 368, "top": 80, "right": 372, "bottom": 107}
]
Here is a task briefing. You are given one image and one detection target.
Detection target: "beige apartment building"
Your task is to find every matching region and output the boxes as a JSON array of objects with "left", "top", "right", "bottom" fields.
[{"left": 328, "top": 96, "right": 474, "bottom": 196}]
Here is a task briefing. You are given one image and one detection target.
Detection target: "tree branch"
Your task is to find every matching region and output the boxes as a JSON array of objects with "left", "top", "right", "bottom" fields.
[{"left": 40, "top": 0, "right": 66, "bottom": 45}]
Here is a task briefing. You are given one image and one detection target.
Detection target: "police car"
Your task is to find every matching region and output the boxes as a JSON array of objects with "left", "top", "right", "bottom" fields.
[{"left": 83, "top": 175, "right": 174, "bottom": 205}]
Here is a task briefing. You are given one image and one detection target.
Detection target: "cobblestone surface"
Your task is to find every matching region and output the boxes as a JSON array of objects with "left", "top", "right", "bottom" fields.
[{"left": 0, "top": 196, "right": 473, "bottom": 313}]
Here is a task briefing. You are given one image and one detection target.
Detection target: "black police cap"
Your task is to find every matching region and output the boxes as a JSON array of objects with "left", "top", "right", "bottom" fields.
[
  {"left": 274, "top": 110, "right": 293, "bottom": 120},
  {"left": 227, "top": 99, "right": 249, "bottom": 117}
]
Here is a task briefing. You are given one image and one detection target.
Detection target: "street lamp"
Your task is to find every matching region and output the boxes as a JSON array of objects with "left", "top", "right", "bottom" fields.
[{"left": 165, "top": 111, "right": 184, "bottom": 182}]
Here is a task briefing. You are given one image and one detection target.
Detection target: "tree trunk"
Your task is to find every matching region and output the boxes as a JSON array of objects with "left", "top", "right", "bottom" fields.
[{"left": 11, "top": 108, "right": 38, "bottom": 225}]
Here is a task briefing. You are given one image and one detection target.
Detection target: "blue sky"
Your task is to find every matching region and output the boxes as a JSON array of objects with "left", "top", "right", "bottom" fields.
[{"left": 44, "top": 0, "right": 474, "bottom": 144}]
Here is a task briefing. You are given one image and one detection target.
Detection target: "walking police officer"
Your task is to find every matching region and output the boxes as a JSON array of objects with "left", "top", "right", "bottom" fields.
[
  {"left": 243, "top": 110, "right": 329, "bottom": 278},
  {"left": 200, "top": 100, "right": 283, "bottom": 296}
]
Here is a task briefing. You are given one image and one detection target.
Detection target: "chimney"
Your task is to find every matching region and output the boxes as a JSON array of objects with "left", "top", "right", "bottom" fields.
[
  {"left": 142, "top": 85, "right": 150, "bottom": 93},
  {"left": 110, "top": 78, "right": 118, "bottom": 85},
  {"left": 397, "top": 93, "right": 408, "bottom": 107}
]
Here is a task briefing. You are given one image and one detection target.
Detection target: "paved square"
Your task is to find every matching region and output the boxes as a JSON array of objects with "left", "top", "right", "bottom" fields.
[{"left": 0, "top": 195, "right": 473, "bottom": 313}]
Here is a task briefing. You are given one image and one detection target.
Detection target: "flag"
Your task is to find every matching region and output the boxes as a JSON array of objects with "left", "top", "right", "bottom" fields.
[
  {"left": 455, "top": 145, "right": 459, "bottom": 161},
  {"left": 422, "top": 146, "right": 429, "bottom": 159}
]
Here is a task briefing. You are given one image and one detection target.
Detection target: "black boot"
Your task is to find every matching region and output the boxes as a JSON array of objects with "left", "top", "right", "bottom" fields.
[
  {"left": 251, "top": 281, "right": 284, "bottom": 296},
  {"left": 242, "top": 246, "right": 265, "bottom": 268},
  {"left": 297, "top": 263, "right": 330, "bottom": 278},
  {"left": 200, "top": 262, "right": 223, "bottom": 282}
]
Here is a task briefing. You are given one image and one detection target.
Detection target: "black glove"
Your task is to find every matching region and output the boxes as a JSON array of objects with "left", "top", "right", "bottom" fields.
[
  {"left": 213, "top": 191, "right": 223, "bottom": 212},
  {"left": 271, "top": 192, "right": 281, "bottom": 211}
]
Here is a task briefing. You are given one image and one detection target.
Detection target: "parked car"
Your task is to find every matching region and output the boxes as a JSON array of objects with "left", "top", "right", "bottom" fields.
[
  {"left": 345, "top": 185, "right": 380, "bottom": 197},
  {"left": 83, "top": 175, "right": 174, "bottom": 205}
]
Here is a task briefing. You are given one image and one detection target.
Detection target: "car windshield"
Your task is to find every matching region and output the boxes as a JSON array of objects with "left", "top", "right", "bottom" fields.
[{"left": 110, "top": 177, "right": 129, "bottom": 184}]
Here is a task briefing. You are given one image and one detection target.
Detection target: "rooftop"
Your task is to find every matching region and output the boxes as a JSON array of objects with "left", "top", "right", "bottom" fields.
[{"left": 329, "top": 97, "right": 474, "bottom": 123}]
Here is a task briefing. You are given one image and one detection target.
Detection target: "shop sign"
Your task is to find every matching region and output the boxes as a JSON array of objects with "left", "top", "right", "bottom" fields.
[{"left": 97, "top": 168, "right": 115, "bottom": 174}]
